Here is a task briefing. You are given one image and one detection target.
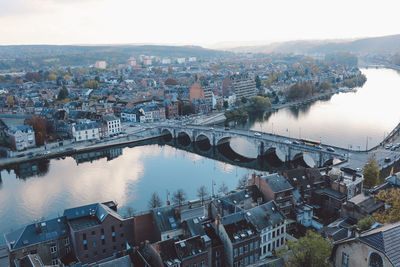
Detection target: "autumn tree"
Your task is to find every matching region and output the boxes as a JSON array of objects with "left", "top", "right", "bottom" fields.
[
  {"left": 362, "top": 157, "right": 380, "bottom": 187},
  {"left": 26, "top": 116, "right": 47, "bottom": 146},
  {"left": 373, "top": 188, "right": 400, "bottom": 223},
  {"left": 249, "top": 96, "right": 272, "bottom": 112},
  {"left": 84, "top": 80, "right": 99, "bottom": 89},
  {"left": 357, "top": 215, "right": 375, "bottom": 231},
  {"left": 48, "top": 73, "right": 57, "bottom": 81},
  {"left": 148, "top": 192, "right": 162, "bottom": 209},
  {"left": 197, "top": 185, "right": 208, "bottom": 205},
  {"left": 278, "top": 230, "right": 331, "bottom": 267},
  {"left": 172, "top": 189, "right": 187, "bottom": 207}
]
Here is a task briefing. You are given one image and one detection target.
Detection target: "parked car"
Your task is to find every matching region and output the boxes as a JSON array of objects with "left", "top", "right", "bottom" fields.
[
  {"left": 385, "top": 157, "right": 391, "bottom": 163},
  {"left": 225, "top": 127, "right": 230, "bottom": 131},
  {"left": 254, "top": 132, "right": 261, "bottom": 136}
]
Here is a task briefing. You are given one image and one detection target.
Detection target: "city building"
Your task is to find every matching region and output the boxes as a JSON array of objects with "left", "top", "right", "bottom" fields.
[
  {"left": 72, "top": 122, "right": 100, "bottom": 142},
  {"left": 4, "top": 217, "right": 72, "bottom": 267},
  {"left": 6, "top": 125, "right": 36, "bottom": 151},
  {"left": 64, "top": 201, "right": 134, "bottom": 265},
  {"left": 189, "top": 83, "right": 205, "bottom": 101},
  {"left": 231, "top": 74, "right": 257, "bottom": 99},
  {"left": 95, "top": 61, "right": 107, "bottom": 69},
  {"left": 103, "top": 115, "right": 121, "bottom": 136},
  {"left": 331, "top": 222, "right": 400, "bottom": 267}
]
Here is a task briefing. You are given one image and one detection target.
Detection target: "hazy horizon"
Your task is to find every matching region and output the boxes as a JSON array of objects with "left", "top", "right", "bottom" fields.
[{"left": 0, "top": 0, "right": 399, "bottom": 47}]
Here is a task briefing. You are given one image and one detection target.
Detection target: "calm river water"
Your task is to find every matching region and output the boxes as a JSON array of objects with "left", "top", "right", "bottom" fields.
[{"left": 1, "top": 68, "right": 400, "bottom": 242}]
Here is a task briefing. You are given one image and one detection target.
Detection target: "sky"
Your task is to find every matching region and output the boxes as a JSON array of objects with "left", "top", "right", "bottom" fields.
[{"left": 0, "top": 0, "right": 399, "bottom": 47}]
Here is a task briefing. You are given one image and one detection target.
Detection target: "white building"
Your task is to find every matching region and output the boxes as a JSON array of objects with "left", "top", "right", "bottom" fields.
[
  {"left": 72, "top": 122, "right": 100, "bottom": 142},
  {"left": 162, "top": 58, "right": 171, "bottom": 64},
  {"left": 94, "top": 61, "right": 107, "bottom": 69},
  {"left": 246, "top": 201, "right": 286, "bottom": 259},
  {"left": 176, "top": 58, "right": 185, "bottom": 64},
  {"left": 103, "top": 115, "right": 121, "bottom": 136},
  {"left": 7, "top": 125, "right": 36, "bottom": 151},
  {"left": 188, "top": 57, "right": 197, "bottom": 62},
  {"left": 120, "top": 108, "right": 137, "bottom": 122}
]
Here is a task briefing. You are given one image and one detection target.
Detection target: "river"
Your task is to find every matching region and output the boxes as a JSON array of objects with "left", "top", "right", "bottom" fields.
[{"left": 1, "top": 67, "right": 400, "bottom": 243}]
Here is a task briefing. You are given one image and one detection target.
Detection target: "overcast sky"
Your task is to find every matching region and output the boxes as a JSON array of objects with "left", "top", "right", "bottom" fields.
[{"left": 0, "top": 0, "right": 399, "bottom": 47}]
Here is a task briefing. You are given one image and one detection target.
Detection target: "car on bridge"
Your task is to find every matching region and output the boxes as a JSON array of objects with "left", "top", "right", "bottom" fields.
[
  {"left": 326, "top": 147, "right": 335, "bottom": 152},
  {"left": 254, "top": 132, "right": 261, "bottom": 136},
  {"left": 385, "top": 157, "right": 391, "bottom": 163}
]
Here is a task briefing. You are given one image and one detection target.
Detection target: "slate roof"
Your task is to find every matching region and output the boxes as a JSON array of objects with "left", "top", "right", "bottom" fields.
[
  {"left": 73, "top": 122, "right": 99, "bottom": 131},
  {"left": 358, "top": 222, "right": 400, "bottom": 266},
  {"left": 64, "top": 202, "right": 123, "bottom": 231},
  {"left": 264, "top": 173, "right": 293, "bottom": 193},
  {"left": 315, "top": 188, "right": 346, "bottom": 200},
  {"left": 4, "top": 216, "right": 68, "bottom": 251},
  {"left": 153, "top": 206, "right": 182, "bottom": 233},
  {"left": 246, "top": 201, "right": 285, "bottom": 232}
]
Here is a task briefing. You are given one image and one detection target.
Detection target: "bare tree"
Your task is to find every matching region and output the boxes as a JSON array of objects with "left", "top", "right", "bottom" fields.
[
  {"left": 218, "top": 182, "right": 229, "bottom": 195},
  {"left": 125, "top": 206, "right": 136, "bottom": 218},
  {"left": 197, "top": 185, "right": 209, "bottom": 205},
  {"left": 172, "top": 189, "right": 187, "bottom": 207},
  {"left": 148, "top": 192, "right": 163, "bottom": 209},
  {"left": 238, "top": 175, "right": 248, "bottom": 189}
]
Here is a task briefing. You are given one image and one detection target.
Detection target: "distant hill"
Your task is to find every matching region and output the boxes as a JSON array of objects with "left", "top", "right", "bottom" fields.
[
  {"left": 229, "top": 34, "right": 400, "bottom": 55},
  {"left": 0, "top": 44, "right": 231, "bottom": 70}
]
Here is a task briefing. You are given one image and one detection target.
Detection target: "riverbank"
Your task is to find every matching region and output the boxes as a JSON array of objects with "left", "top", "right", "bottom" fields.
[{"left": 0, "top": 130, "right": 162, "bottom": 168}]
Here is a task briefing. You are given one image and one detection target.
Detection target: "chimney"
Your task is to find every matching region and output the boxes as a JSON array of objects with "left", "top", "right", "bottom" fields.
[
  {"left": 266, "top": 213, "right": 270, "bottom": 221},
  {"left": 215, "top": 215, "right": 221, "bottom": 229},
  {"left": 166, "top": 200, "right": 170, "bottom": 206},
  {"left": 34, "top": 220, "right": 41, "bottom": 234}
]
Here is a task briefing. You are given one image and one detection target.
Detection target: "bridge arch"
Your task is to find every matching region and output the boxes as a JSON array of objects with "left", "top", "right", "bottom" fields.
[
  {"left": 177, "top": 131, "right": 192, "bottom": 146},
  {"left": 195, "top": 134, "right": 212, "bottom": 151}
]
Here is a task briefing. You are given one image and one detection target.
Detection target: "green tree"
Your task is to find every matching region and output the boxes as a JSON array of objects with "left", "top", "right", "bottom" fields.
[
  {"left": 357, "top": 215, "right": 375, "bottom": 231},
  {"left": 223, "top": 101, "right": 229, "bottom": 109},
  {"left": 148, "top": 192, "right": 162, "bottom": 209},
  {"left": 241, "top": 97, "right": 247, "bottom": 104},
  {"left": 181, "top": 103, "right": 194, "bottom": 115},
  {"left": 278, "top": 230, "right": 331, "bottom": 267},
  {"left": 249, "top": 96, "right": 272, "bottom": 112},
  {"left": 362, "top": 157, "right": 380, "bottom": 187},
  {"left": 57, "top": 86, "right": 69, "bottom": 101}
]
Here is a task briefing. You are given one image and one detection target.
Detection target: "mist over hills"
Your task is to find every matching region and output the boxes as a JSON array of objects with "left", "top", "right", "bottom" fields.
[{"left": 228, "top": 34, "right": 400, "bottom": 55}]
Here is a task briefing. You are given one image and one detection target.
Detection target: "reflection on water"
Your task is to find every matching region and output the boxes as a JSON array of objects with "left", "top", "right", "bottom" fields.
[
  {"left": 233, "top": 68, "right": 400, "bottom": 150},
  {"left": 0, "top": 144, "right": 251, "bottom": 243}
]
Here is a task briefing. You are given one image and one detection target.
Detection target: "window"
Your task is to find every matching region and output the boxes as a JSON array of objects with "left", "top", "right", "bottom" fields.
[
  {"left": 51, "top": 259, "right": 58, "bottom": 265},
  {"left": 276, "top": 239, "right": 280, "bottom": 247},
  {"left": 120, "top": 223, "right": 123, "bottom": 228},
  {"left": 244, "top": 257, "right": 248, "bottom": 265},
  {"left": 268, "top": 243, "right": 271, "bottom": 252},
  {"left": 94, "top": 251, "right": 97, "bottom": 256},
  {"left": 250, "top": 242, "right": 253, "bottom": 251},
  {"left": 369, "top": 252, "right": 383, "bottom": 267},
  {"left": 112, "top": 236, "right": 116, "bottom": 242},
  {"left": 341, "top": 252, "right": 349, "bottom": 267},
  {"left": 111, "top": 226, "right": 115, "bottom": 232},
  {"left": 244, "top": 244, "right": 248, "bottom": 253},
  {"left": 101, "top": 228, "right": 104, "bottom": 234},
  {"left": 281, "top": 237, "right": 284, "bottom": 245},
  {"left": 66, "top": 247, "right": 71, "bottom": 254},
  {"left": 83, "top": 233, "right": 87, "bottom": 240},
  {"left": 239, "top": 246, "right": 243, "bottom": 255},
  {"left": 250, "top": 255, "right": 254, "bottom": 264},
  {"left": 92, "top": 230, "right": 96, "bottom": 235},
  {"left": 254, "top": 240, "right": 259, "bottom": 248},
  {"left": 102, "top": 239, "right": 105, "bottom": 245},
  {"left": 64, "top": 238, "right": 70, "bottom": 246},
  {"left": 92, "top": 241, "right": 96, "bottom": 247},
  {"left": 216, "top": 251, "right": 220, "bottom": 257},
  {"left": 50, "top": 245, "right": 57, "bottom": 254},
  {"left": 120, "top": 233, "right": 124, "bottom": 238},
  {"left": 277, "top": 228, "right": 280, "bottom": 235},
  {"left": 234, "top": 248, "right": 238, "bottom": 257},
  {"left": 273, "top": 231, "right": 275, "bottom": 238}
]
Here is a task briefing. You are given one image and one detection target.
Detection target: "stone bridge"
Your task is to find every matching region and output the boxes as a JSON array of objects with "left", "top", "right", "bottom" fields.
[{"left": 159, "top": 124, "right": 348, "bottom": 168}]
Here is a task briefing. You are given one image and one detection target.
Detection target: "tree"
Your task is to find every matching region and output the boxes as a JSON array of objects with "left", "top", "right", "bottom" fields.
[
  {"left": 238, "top": 175, "right": 248, "bottom": 188},
  {"left": 249, "top": 96, "right": 272, "bottom": 112},
  {"left": 218, "top": 182, "right": 229, "bottom": 195},
  {"left": 357, "top": 215, "right": 375, "bottom": 231},
  {"left": 278, "top": 230, "right": 331, "bottom": 267},
  {"left": 241, "top": 96, "right": 247, "bottom": 104},
  {"left": 6, "top": 96, "right": 14, "bottom": 107},
  {"left": 373, "top": 188, "right": 400, "bottom": 223},
  {"left": 48, "top": 73, "right": 57, "bottom": 81},
  {"left": 172, "top": 189, "right": 186, "bottom": 207},
  {"left": 215, "top": 103, "right": 222, "bottom": 111},
  {"left": 148, "top": 192, "right": 162, "bottom": 209},
  {"left": 255, "top": 75, "right": 261, "bottom": 88},
  {"left": 181, "top": 103, "right": 194, "bottom": 116},
  {"left": 57, "top": 86, "right": 69, "bottom": 101},
  {"left": 362, "top": 157, "right": 380, "bottom": 187},
  {"left": 26, "top": 116, "right": 47, "bottom": 146},
  {"left": 84, "top": 80, "right": 99, "bottom": 89},
  {"left": 223, "top": 101, "right": 229, "bottom": 109},
  {"left": 197, "top": 185, "right": 208, "bottom": 205}
]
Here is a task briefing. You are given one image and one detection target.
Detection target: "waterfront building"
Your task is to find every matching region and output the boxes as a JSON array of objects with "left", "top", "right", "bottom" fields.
[
  {"left": 64, "top": 201, "right": 134, "bottom": 265},
  {"left": 6, "top": 125, "right": 36, "bottom": 151},
  {"left": 103, "top": 115, "right": 121, "bottom": 136},
  {"left": 72, "top": 122, "right": 100, "bottom": 142},
  {"left": 4, "top": 217, "right": 72, "bottom": 267},
  {"left": 230, "top": 74, "right": 257, "bottom": 99}
]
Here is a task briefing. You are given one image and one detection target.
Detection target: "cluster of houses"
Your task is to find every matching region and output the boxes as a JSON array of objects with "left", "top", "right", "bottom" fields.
[{"left": 4, "top": 166, "right": 400, "bottom": 267}]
